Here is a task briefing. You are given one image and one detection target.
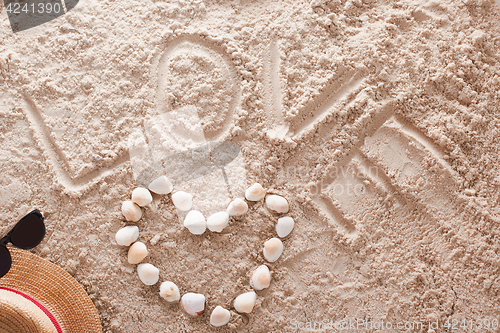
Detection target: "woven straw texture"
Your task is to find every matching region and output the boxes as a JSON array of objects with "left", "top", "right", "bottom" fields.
[
  {"left": 0, "top": 247, "right": 102, "bottom": 333},
  {"left": 0, "top": 289, "right": 58, "bottom": 333}
]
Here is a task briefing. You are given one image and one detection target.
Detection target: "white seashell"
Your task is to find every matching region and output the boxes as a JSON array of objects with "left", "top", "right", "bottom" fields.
[
  {"left": 276, "top": 216, "right": 294, "bottom": 238},
  {"left": 127, "top": 241, "right": 148, "bottom": 264},
  {"left": 210, "top": 306, "right": 231, "bottom": 327},
  {"left": 148, "top": 176, "right": 173, "bottom": 195},
  {"left": 265, "top": 194, "right": 289, "bottom": 213},
  {"left": 184, "top": 210, "right": 206, "bottom": 235},
  {"left": 245, "top": 183, "right": 266, "bottom": 201},
  {"left": 131, "top": 187, "right": 153, "bottom": 207},
  {"left": 115, "top": 226, "right": 139, "bottom": 246},
  {"left": 233, "top": 291, "right": 257, "bottom": 314},
  {"left": 263, "top": 238, "right": 284, "bottom": 262},
  {"left": 207, "top": 212, "right": 229, "bottom": 232},
  {"left": 226, "top": 198, "right": 248, "bottom": 216},
  {"left": 172, "top": 191, "right": 193, "bottom": 211},
  {"left": 159, "top": 281, "right": 180, "bottom": 302},
  {"left": 250, "top": 265, "right": 272, "bottom": 291},
  {"left": 122, "top": 201, "right": 142, "bottom": 222},
  {"left": 137, "top": 263, "right": 160, "bottom": 285},
  {"left": 181, "top": 293, "right": 205, "bottom": 316}
]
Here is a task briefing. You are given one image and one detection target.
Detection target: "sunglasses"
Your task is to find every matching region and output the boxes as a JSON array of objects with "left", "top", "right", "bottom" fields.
[{"left": 0, "top": 209, "right": 45, "bottom": 278}]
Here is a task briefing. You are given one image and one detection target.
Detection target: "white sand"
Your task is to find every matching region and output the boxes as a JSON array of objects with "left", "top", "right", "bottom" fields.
[{"left": 1, "top": 0, "right": 500, "bottom": 331}]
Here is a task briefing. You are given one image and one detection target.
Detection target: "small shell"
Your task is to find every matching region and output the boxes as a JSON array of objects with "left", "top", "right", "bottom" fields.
[
  {"left": 181, "top": 293, "right": 205, "bottom": 316},
  {"left": 132, "top": 187, "right": 153, "bottom": 207},
  {"left": 265, "top": 195, "right": 289, "bottom": 213},
  {"left": 250, "top": 265, "right": 271, "bottom": 291},
  {"left": 207, "top": 211, "right": 229, "bottom": 232},
  {"left": 148, "top": 176, "right": 173, "bottom": 195},
  {"left": 276, "top": 216, "right": 294, "bottom": 238},
  {"left": 227, "top": 198, "right": 248, "bottom": 216},
  {"left": 245, "top": 183, "right": 266, "bottom": 201},
  {"left": 122, "top": 201, "right": 142, "bottom": 222},
  {"left": 128, "top": 241, "right": 148, "bottom": 264},
  {"left": 233, "top": 291, "right": 257, "bottom": 314},
  {"left": 263, "top": 238, "right": 284, "bottom": 262},
  {"left": 137, "top": 263, "right": 159, "bottom": 285},
  {"left": 210, "top": 306, "right": 231, "bottom": 327},
  {"left": 172, "top": 191, "right": 193, "bottom": 211},
  {"left": 184, "top": 210, "right": 206, "bottom": 235},
  {"left": 159, "top": 281, "right": 180, "bottom": 302},
  {"left": 115, "top": 226, "right": 139, "bottom": 246}
]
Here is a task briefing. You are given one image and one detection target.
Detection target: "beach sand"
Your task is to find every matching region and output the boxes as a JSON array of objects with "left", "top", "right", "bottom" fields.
[{"left": 1, "top": 0, "right": 500, "bottom": 331}]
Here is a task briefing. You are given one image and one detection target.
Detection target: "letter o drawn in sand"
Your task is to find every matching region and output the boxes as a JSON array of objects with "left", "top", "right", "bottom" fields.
[{"left": 153, "top": 36, "right": 241, "bottom": 142}]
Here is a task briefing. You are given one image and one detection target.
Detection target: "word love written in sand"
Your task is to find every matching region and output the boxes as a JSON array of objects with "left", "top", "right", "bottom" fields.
[{"left": 115, "top": 177, "right": 294, "bottom": 327}]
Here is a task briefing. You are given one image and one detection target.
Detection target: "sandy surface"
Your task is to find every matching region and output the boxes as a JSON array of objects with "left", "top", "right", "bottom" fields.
[{"left": 2, "top": 0, "right": 500, "bottom": 332}]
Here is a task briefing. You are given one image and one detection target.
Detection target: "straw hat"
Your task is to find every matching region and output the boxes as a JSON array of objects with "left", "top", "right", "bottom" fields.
[{"left": 0, "top": 247, "right": 102, "bottom": 333}]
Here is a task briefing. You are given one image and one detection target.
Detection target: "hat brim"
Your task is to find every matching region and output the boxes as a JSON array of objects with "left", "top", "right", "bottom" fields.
[{"left": 0, "top": 247, "right": 102, "bottom": 333}]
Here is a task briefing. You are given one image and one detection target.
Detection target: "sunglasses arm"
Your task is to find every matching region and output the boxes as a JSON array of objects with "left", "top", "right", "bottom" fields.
[{"left": 0, "top": 235, "right": 9, "bottom": 246}]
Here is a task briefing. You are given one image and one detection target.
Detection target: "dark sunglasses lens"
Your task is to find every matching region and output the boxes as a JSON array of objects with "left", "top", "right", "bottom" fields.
[
  {"left": 10, "top": 211, "right": 45, "bottom": 250},
  {"left": 0, "top": 246, "right": 11, "bottom": 278}
]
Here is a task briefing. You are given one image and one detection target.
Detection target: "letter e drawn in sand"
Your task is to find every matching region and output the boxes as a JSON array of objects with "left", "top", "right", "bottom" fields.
[
  {"left": 312, "top": 112, "right": 463, "bottom": 241},
  {"left": 361, "top": 116, "right": 461, "bottom": 219},
  {"left": 280, "top": 73, "right": 462, "bottom": 240}
]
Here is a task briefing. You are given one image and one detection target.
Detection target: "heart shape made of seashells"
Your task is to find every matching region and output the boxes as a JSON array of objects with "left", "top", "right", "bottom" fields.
[{"left": 115, "top": 179, "right": 294, "bottom": 327}]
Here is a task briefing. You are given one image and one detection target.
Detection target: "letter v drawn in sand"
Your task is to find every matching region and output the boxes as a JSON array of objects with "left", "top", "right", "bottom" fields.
[
  {"left": 260, "top": 43, "right": 375, "bottom": 236},
  {"left": 263, "top": 42, "right": 465, "bottom": 243},
  {"left": 286, "top": 67, "right": 368, "bottom": 140}
]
